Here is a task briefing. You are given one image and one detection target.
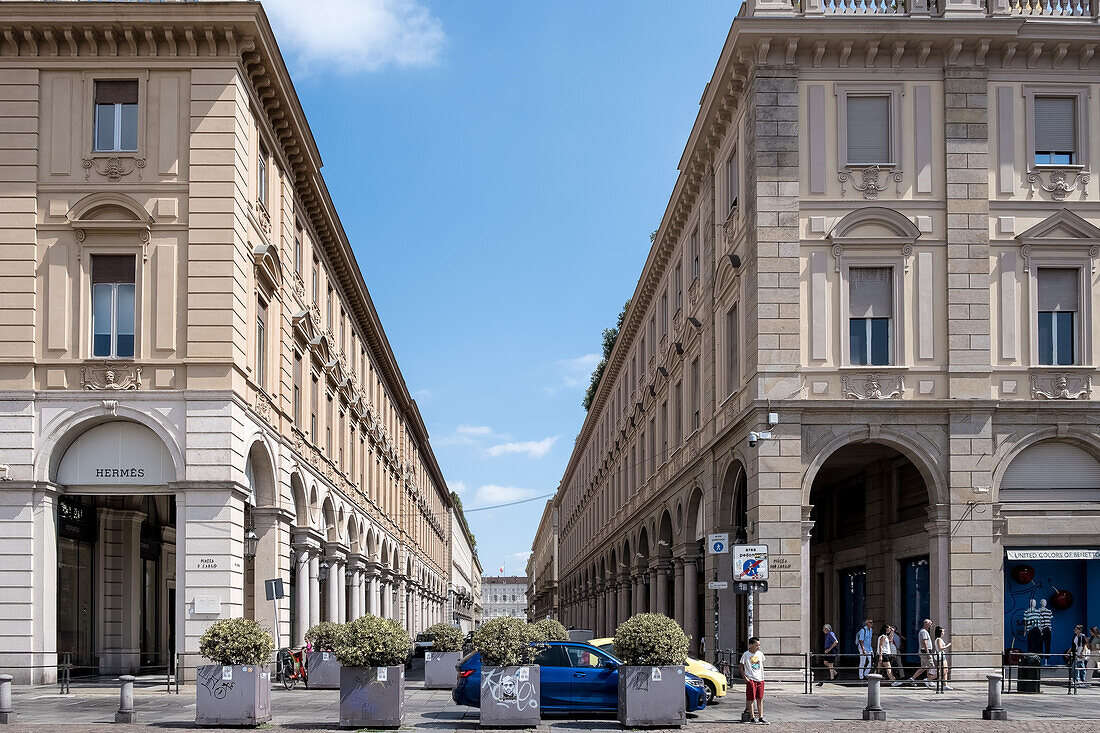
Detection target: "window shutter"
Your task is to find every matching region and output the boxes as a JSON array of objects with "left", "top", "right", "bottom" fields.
[
  {"left": 95, "top": 80, "right": 138, "bottom": 105},
  {"left": 1038, "top": 268, "right": 1079, "bottom": 311},
  {"left": 846, "top": 95, "right": 891, "bottom": 164},
  {"left": 91, "top": 254, "right": 136, "bottom": 284},
  {"left": 1034, "top": 97, "right": 1076, "bottom": 153},
  {"left": 849, "top": 267, "right": 893, "bottom": 318}
]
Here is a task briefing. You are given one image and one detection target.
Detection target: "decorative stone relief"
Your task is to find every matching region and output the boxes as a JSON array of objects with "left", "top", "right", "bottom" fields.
[
  {"left": 841, "top": 373, "right": 904, "bottom": 400},
  {"left": 82, "top": 156, "right": 146, "bottom": 182},
  {"left": 688, "top": 278, "right": 700, "bottom": 307},
  {"left": 80, "top": 362, "right": 142, "bottom": 390},
  {"left": 1030, "top": 372, "right": 1091, "bottom": 400},
  {"left": 255, "top": 202, "right": 272, "bottom": 235},
  {"left": 838, "top": 166, "right": 903, "bottom": 200},
  {"left": 1027, "top": 168, "right": 1090, "bottom": 201},
  {"left": 292, "top": 271, "right": 305, "bottom": 299}
]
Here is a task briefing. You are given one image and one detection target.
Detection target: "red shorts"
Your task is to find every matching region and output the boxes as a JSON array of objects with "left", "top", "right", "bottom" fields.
[{"left": 745, "top": 679, "right": 765, "bottom": 701}]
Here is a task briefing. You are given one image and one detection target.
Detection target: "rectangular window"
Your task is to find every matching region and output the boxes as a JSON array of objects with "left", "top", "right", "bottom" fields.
[
  {"left": 327, "top": 286, "right": 334, "bottom": 328},
  {"left": 293, "top": 351, "right": 303, "bottom": 427},
  {"left": 849, "top": 267, "right": 893, "bottom": 366},
  {"left": 91, "top": 254, "right": 136, "bottom": 358},
  {"left": 648, "top": 418, "right": 656, "bottom": 478},
  {"left": 726, "top": 304, "right": 739, "bottom": 396},
  {"left": 1034, "top": 96, "right": 1077, "bottom": 166},
  {"left": 660, "top": 293, "right": 668, "bottom": 337},
  {"left": 639, "top": 435, "right": 645, "bottom": 488},
  {"left": 726, "top": 150, "right": 738, "bottom": 212},
  {"left": 690, "top": 227, "right": 700, "bottom": 280},
  {"left": 257, "top": 145, "right": 268, "bottom": 209},
  {"left": 312, "top": 260, "right": 319, "bottom": 302},
  {"left": 660, "top": 401, "right": 668, "bottom": 462},
  {"left": 310, "top": 374, "right": 319, "bottom": 442},
  {"left": 93, "top": 80, "right": 138, "bottom": 152},
  {"left": 648, "top": 317, "right": 656, "bottom": 359},
  {"left": 1037, "top": 267, "right": 1079, "bottom": 365},
  {"left": 256, "top": 297, "right": 268, "bottom": 388},
  {"left": 690, "top": 358, "right": 700, "bottom": 431},
  {"left": 294, "top": 226, "right": 303, "bottom": 274},
  {"left": 675, "top": 264, "right": 683, "bottom": 310},
  {"left": 327, "top": 394, "right": 333, "bottom": 454},
  {"left": 846, "top": 95, "right": 891, "bottom": 165},
  {"left": 674, "top": 380, "right": 683, "bottom": 446}
]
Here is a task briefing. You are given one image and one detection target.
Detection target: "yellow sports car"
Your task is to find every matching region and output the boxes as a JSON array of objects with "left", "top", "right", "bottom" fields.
[{"left": 588, "top": 638, "right": 728, "bottom": 702}]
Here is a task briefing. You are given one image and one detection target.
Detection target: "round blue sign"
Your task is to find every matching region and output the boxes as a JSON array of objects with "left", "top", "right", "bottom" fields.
[{"left": 712, "top": 540, "right": 725, "bottom": 553}]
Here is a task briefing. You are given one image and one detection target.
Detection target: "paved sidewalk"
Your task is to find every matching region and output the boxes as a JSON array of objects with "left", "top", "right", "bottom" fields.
[{"left": 3, "top": 678, "right": 1098, "bottom": 731}]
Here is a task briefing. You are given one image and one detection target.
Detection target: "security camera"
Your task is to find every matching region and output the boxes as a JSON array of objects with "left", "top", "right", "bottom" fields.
[{"left": 748, "top": 432, "right": 760, "bottom": 448}]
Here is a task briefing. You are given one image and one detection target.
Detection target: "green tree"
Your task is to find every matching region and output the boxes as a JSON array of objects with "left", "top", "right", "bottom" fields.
[{"left": 582, "top": 299, "right": 630, "bottom": 411}]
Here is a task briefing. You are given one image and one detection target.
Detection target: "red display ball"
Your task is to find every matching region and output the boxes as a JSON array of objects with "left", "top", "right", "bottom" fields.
[
  {"left": 1050, "top": 589, "right": 1073, "bottom": 611},
  {"left": 1011, "top": 564, "right": 1035, "bottom": 585}
]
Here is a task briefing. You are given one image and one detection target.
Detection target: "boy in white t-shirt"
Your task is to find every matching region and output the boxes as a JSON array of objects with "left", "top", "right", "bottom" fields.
[{"left": 739, "top": 637, "right": 769, "bottom": 725}]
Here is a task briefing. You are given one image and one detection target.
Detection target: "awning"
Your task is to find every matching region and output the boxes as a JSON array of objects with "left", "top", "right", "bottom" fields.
[{"left": 1006, "top": 549, "right": 1100, "bottom": 561}]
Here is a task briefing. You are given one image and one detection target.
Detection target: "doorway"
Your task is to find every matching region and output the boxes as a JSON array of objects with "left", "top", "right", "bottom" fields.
[
  {"left": 839, "top": 568, "right": 867, "bottom": 657},
  {"left": 901, "top": 557, "right": 930, "bottom": 669}
]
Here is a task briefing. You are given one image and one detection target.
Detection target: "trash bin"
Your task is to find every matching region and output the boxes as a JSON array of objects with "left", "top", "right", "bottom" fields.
[{"left": 1018, "top": 653, "right": 1042, "bottom": 693}]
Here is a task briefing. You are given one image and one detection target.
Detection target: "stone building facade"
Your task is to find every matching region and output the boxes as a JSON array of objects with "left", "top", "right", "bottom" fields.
[
  {"left": 480, "top": 576, "right": 528, "bottom": 623},
  {"left": 526, "top": 500, "right": 558, "bottom": 621},
  {"left": 449, "top": 507, "right": 482, "bottom": 632},
  {"left": 0, "top": 1, "right": 459, "bottom": 682},
  {"left": 534, "top": 1, "right": 1100, "bottom": 675}
]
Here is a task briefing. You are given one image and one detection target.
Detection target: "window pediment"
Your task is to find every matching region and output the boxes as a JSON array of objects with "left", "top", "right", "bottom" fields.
[
  {"left": 68, "top": 192, "right": 153, "bottom": 257},
  {"left": 252, "top": 242, "right": 282, "bottom": 296},
  {"left": 1016, "top": 209, "right": 1100, "bottom": 245},
  {"left": 827, "top": 206, "right": 921, "bottom": 244}
]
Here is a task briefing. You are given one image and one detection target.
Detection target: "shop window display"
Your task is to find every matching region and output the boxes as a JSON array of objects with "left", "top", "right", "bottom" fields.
[{"left": 1004, "top": 552, "right": 1099, "bottom": 665}]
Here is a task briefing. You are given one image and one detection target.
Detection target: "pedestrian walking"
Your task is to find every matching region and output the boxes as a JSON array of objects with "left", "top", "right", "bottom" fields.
[
  {"left": 890, "top": 625, "right": 908, "bottom": 678},
  {"left": 932, "top": 626, "right": 952, "bottom": 690},
  {"left": 819, "top": 624, "right": 839, "bottom": 685},
  {"left": 1088, "top": 626, "right": 1100, "bottom": 683},
  {"left": 857, "top": 619, "right": 875, "bottom": 681},
  {"left": 877, "top": 624, "right": 899, "bottom": 685},
  {"left": 739, "top": 637, "right": 769, "bottom": 726},
  {"left": 907, "top": 619, "right": 934, "bottom": 687},
  {"left": 1072, "top": 624, "right": 1089, "bottom": 684}
]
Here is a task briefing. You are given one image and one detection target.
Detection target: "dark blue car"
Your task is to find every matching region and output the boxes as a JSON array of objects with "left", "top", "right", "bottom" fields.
[{"left": 451, "top": 641, "right": 708, "bottom": 713}]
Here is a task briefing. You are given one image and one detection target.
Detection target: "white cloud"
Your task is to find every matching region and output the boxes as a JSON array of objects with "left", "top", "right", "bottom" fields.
[
  {"left": 435, "top": 424, "right": 509, "bottom": 447},
  {"left": 468, "top": 484, "right": 539, "bottom": 508},
  {"left": 457, "top": 425, "right": 495, "bottom": 437},
  {"left": 486, "top": 436, "right": 558, "bottom": 459},
  {"left": 546, "top": 353, "right": 601, "bottom": 393},
  {"left": 264, "top": 0, "right": 446, "bottom": 74},
  {"left": 509, "top": 550, "right": 533, "bottom": 564},
  {"left": 414, "top": 388, "right": 431, "bottom": 402},
  {"left": 450, "top": 480, "right": 468, "bottom": 496}
]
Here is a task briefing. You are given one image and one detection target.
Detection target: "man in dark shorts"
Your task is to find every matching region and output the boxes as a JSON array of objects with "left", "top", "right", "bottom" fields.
[{"left": 739, "top": 636, "right": 769, "bottom": 725}]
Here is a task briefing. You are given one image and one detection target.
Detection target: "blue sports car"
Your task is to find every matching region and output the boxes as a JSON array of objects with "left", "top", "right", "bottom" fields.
[{"left": 451, "top": 640, "right": 708, "bottom": 713}]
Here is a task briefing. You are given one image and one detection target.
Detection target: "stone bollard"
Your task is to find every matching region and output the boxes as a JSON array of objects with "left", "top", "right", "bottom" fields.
[
  {"left": 983, "top": 673, "right": 1008, "bottom": 720},
  {"left": 114, "top": 675, "right": 136, "bottom": 724},
  {"left": 862, "top": 673, "right": 886, "bottom": 721},
  {"left": 0, "top": 674, "right": 14, "bottom": 724}
]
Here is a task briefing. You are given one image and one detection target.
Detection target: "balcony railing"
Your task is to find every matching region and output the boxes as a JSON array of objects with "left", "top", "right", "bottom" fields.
[{"left": 746, "top": 0, "right": 1099, "bottom": 17}]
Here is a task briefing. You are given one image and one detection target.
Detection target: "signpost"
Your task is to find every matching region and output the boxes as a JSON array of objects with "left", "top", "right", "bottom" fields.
[
  {"left": 265, "top": 579, "right": 285, "bottom": 651},
  {"left": 707, "top": 533, "right": 729, "bottom": 555},
  {"left": 732, "top": 544, "right": 769, "bottom": 641}
]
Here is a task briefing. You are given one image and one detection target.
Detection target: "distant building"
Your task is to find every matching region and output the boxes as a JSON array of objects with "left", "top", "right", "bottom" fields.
[
  {"left": 480, "top": 576, "right": 527, "bottom": 623},
  {"left": 449, "top": 505, "right": 482, "bottom": 632}
]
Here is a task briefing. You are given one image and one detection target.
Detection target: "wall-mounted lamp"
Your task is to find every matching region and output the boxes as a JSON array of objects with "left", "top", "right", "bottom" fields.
[
  {"left": 686, "top": 316, "right": 702, "bottom": 330},
  {"left": 725, "top": 253, "right": 742, "bottom": 269},
  {"left": 244, "top": 527, "right": 258, "bottom": 559},
  {"left": 672, "top": 342, "right": 684, "bottom": 356},
  {"left": 657, "top": 366, "right": 669, "bottom": 379}
]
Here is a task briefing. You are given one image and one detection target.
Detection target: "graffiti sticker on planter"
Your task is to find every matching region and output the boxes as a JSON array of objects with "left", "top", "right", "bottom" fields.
[{"left": 376, "top": 667, "right": 388, "bottom": 682}]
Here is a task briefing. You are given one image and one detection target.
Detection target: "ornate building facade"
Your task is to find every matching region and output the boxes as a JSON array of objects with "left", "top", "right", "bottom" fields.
[
  {"left": 0, "top": 1, "right": 458, "bottom": 682},
  {"left": 535, "top": 1, "right": 1100, "bottom": 675}
]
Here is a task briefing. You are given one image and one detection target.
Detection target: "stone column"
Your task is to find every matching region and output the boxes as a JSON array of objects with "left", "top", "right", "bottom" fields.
[
  {"left": 656, "top": 566, "right": 669, "bottom": 616},
  {"left": 683, "top": 558, "right": 698, "bottom": 655},
  {"left": 617, "top": 578, "right": 629, "bottom": 625},
  {"left": 378, "top": 576, "right": 389, "bottom": 618},
  {"left": 308, "top": 554, "right": 320, "bottom": 629},
  {"left": 595, "top": 588, "right": 605, "bottom": 636},
  {"left": 349, "top": 568, "right": 361, "bottom": 620},
  {"left": 294, "top": 547, "right": 310, "bottom": 644},
  {"left": 673, "top": 560, "right": 685, "bottom": 626},
  {"left": 368, "top": 568, "right": 380, "bottom": 616},
  {"left": 649, "top": 570, "right": 658, "bottom": 612},
  {"left": 360, "top": 571, "right": 368, "bottom": 619},
  {"left": 396, "top": 578, "right": 406, "bottom": 629},
  {"left": 605, "top": 584, "right": 616, "bottom": 634},
  {"left": 326, "top": 560, "right": 340, "bottom": 622},
  {"left": 338, "top": 561, "right": 348, "bottom": 623}
]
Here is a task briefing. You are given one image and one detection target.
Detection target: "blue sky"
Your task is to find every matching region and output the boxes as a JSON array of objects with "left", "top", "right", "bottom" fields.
[{"left": 265, "top": 0, "right": 737, "bottom": 577}]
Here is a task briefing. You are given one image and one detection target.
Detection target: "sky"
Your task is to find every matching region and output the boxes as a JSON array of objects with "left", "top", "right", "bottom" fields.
[{"left": 263, "top": 0, "right": 738, "bottom": 578}]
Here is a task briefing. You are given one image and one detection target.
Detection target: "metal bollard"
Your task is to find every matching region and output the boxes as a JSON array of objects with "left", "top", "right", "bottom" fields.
[
  {"left": 0, "top": 674, "right": 14, "bottom": 724},
  {"left": 983, "top": 673, "right": 1008, "bottom": 720},
  {"left": 114, "top": 675, "right": 136, "bottom": 724},
  {"left": 862, "top": 673, "right": 886, "bottom": 721}
]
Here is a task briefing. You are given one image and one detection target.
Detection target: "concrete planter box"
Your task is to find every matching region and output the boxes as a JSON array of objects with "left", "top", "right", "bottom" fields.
[
  {"left": 480, "top": 665, "right": 540, "bottom": 728},
  {"left": 424, "top": 650, "right": 462, "bottom": 689},
  {"left": 617, "top": 665, "right": 686, "bottom": 728},
  {"left": 339, "top": 665, "right": 404, "bottom": 729},
  {"left": 306, "top": 650, "right": 341, "bottom": 689},
  {"left": 195, "top": 664, "right": 271, "bottom": 727}
]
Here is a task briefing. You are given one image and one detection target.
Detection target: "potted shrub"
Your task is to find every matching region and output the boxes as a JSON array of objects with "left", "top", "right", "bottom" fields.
[
  {"left": 334, "top": 615, "right": 410, "bottom": 729},
  {"left": 613, "top": 613, "right": 689, "bottom": 728},
  {"left": 471, "top": 617, "right": 542, "bottom": 727},
  {"left": 304, "top": 621, "right": 345, "bottom": 689},
  {"left": 195, "top": 618, "right": 275, "bottom": 726},
  {"left": 423, "top": 622, "right": 465, "bottom": 689},
  {"left": 530, "top": 618, "right": 568, "bottom": 642}
]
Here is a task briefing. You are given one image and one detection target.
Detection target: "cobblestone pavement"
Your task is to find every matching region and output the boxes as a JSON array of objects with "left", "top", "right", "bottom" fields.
[{"left": 4, "top": 673, "right": 1099, "bottom": 731}]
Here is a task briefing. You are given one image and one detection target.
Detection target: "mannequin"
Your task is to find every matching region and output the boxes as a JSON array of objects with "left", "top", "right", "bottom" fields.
[
  {"left": 1024, "top": 599, "right": 1042, "bottom": 654},
  {"left": 1039, "top": 598, "right": 1053, "bottom": 660}
]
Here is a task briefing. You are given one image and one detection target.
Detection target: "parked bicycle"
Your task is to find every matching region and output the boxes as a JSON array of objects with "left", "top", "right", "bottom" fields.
[{"left": 278, "top": 647, "right": 307, "bottom": 690}]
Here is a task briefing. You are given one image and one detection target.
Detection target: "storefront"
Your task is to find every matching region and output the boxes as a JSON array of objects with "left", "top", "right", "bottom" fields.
[{"left": 1003, "top": 549, "right": 1100, "bottom": 663}]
